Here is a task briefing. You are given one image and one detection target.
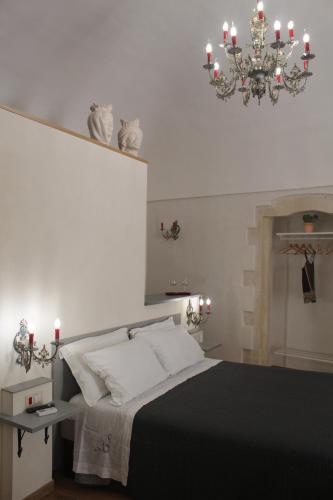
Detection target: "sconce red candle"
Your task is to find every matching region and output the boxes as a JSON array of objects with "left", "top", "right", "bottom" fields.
[
  {"left": 160, "top": 222, "right": 164, "bottom": 231},
  {"left": 28, "top": 323, "right": 35, "bottom": 347},
  {"left": 206, "top": 298, "right": 212, "bottom": 314},
  {"left": 54, "top": 318, "right": 61, "bottom": 341},
  {"left": 199, "top": 297, "right": 204, "bottom": 314}
]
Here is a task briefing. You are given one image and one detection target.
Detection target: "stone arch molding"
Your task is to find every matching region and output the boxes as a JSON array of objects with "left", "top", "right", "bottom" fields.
[{"left": 244, "top": 193, "right": 333, "bottom": 365}]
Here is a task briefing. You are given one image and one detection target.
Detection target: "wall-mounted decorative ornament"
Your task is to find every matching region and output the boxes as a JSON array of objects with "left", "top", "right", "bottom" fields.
[
  {"left": 118, "top": 119, "right": 143, "bottom": 157},
  {"left": 87, "top": 103, "right": 114, "bottom": 145},
  {"left": 160, "top": 220, "right": 181, "bottom": 240},
  {"left": 13, "top": 319, "right": 63, "bottom": 372},
  {"left": 186, "top": 297, "right": 212, "bottom": 328}
]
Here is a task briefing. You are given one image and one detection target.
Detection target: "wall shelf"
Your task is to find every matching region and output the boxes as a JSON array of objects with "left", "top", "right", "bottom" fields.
[
  {"left": 276, "top": 232, "right": 333, "bottom": 241},
  {"left": 0, "top": 400, "right": 80, "bottom": 457},
  {"left": 273, "top": 347, "right": 333, "bottom": 365},
  {"left": 145, "top": 293, "right": 201, "bottom": 306}
]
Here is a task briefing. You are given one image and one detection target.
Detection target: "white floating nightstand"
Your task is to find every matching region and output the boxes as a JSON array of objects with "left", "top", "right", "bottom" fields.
[
  {"left": 188, "top": 330, "right": 222, "bottom": 355},
  {"left": 0, "top": 399, "right": 80, "bottom": 458},
  {"left": 0, "top": 378, "right": 81, "bottom": 500},
  {"left": 202, "top": 343, "right": 223, "bottom": 355}
]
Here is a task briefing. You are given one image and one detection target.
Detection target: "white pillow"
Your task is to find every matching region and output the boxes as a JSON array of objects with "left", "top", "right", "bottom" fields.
[
  {"left": 59, "top": 328, "right": 128, "bottom": 407},
  {"left": 83, "top": 337, "right": 168, "bottom": 406},
  {"left": 129, "top": 316, "right": 176, "bottom": 338},
  {"left": 139, "top": 325, "right": 204, "bottom": 376}
]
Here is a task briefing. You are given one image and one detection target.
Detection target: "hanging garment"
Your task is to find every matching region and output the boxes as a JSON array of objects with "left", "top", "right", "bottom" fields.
[{"left": 302, "top": 253, "right": 316, "bottom": 303}]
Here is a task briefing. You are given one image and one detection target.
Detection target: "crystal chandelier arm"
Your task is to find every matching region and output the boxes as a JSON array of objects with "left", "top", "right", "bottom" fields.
[
  {"left": 282, "top": 65, "right": 308, "bottom": 96},
  {"left": 215, "top": 72, "right": 238, "bottom": 101},
  {"left": 284, "top": 40, "right": 300, "bottom": 61},
  {"left": 242, "top": 88, "right": 251, "bottom": 106},
  {"left": 268, "top": 81, "right": 280, "bottom": 105},
  {"left": 223, "top": 43, "right": 234, "bottom": 62},
  {"left": 266, "top": 53, "right": 279, "bottom": 75},
  {"left": 223, "top": 44, "right": 245, "bottom": 75},
  {"left": 232, "top": 52, "right": 245, "bottom": 77},
  {"left": 284, "top": 76, "right": 307, "bottom": 96}
]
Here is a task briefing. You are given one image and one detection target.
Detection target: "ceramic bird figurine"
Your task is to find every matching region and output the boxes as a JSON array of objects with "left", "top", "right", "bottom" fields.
[{"left": 87, "top": 103, "right": 114, "bottom": 145}]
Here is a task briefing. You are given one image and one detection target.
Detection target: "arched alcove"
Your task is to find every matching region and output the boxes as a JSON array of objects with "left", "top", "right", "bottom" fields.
[{"left": 246, "top": 193, "right": 333, "bottom": 366}]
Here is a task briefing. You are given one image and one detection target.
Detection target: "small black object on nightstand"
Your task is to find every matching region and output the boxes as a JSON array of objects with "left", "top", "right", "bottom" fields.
[{"left": 26, "top": 402, "right": 55, "bottom": 414}]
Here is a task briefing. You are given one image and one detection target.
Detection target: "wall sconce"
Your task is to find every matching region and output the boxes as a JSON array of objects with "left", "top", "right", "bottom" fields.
[
  {"left": 160, "top": 220, "right": 181, "bottom": 240},
  {"left": 13, "top": 318, "right": 63, "bottom": 373},
  {"left": 186, "top": 297, "right": 212, "bottom": 328}
]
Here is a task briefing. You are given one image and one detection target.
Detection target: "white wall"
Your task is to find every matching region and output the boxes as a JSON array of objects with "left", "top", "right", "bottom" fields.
[
  {"left": 0, "top": 107, "right": 184, "bottom": 499},
  {"left": 147, "top": 186, "right": 333, "bottom": 362}
]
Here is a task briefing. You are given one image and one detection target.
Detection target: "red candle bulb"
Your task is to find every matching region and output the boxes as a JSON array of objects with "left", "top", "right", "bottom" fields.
[
  {"left": 28, "top": 322, "right": 35, "bottom": 347},
  {"left": 214, "top": 61, "right": 220, "bottom": 79},
  {"left": 275, "top": 67, "right": 282, "bottom": 83},
  {"left": 274, "top": 20, "right": 281, "bottom": 41},
  {"left": 230, "top": 24, "right": 237, "bottom": 47},
  {"left": 222, "top": 22, "right": 229, "bottom": 43},
  {"left": 288, "top": 21, "right": 295, "bottom": 40},
  {"left": 206, "top": 298, "right": 212, "bottom": 314},
  {"left": 257, "top": 2, "right": 264, "bottom": 21},
  {"left": 303, "top": 33, "right": 310, "bottom": 53},
  {"left": 199, "top": 297, "right": 204, "bottom": 314},
  {"left": 54, "top": 318, "right": 61, "bottom": 341},
  {"left": 206, "top": 43, "right": 213, "bottom": 64}
]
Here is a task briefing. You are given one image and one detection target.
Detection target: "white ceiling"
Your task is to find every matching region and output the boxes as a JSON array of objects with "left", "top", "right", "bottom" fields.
[{"left": 0, "top": 0, "right": 331, "bottom": 200}]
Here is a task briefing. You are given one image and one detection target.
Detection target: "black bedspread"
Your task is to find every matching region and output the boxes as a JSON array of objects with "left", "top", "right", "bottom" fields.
[{"left": 127, "top": 362, "right": 333, "bottom": 500}]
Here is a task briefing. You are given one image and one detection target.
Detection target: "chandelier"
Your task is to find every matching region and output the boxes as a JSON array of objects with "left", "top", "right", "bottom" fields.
[{"left": 203, "top": 1, "right": 315, "bottom": 106}]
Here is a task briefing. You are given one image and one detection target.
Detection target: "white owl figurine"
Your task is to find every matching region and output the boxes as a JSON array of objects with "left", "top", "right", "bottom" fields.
[
  {"left": 87, "top": 103, "right": 114, "bottom": 145},
  {"left": 118, "top": 119, "right": 143, "bottom": 157}
]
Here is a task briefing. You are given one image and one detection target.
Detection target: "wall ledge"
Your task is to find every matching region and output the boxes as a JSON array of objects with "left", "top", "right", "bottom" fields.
[
  {"left": 0, "top": 103, "right": 148, "bottom": 165},
  {"left": 145, "top": 293, "right": 201, "bottom": 306}
]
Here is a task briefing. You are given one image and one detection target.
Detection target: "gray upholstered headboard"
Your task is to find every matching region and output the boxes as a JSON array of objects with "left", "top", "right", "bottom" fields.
[{"left": 52, "top": 314, "right": 181, "bottom": 402}]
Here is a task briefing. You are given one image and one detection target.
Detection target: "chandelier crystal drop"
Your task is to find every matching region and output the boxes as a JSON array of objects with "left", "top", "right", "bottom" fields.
[{"left": 203, "top": 2, "right": 315, "bottom": 106}]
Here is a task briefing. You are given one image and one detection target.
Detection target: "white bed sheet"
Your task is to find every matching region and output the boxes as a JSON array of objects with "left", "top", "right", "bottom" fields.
[{"left": 72, "top": 358, "right": 220, "bottom": 486}]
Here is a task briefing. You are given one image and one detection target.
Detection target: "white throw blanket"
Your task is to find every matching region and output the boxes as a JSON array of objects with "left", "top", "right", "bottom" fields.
[{"left": 73, "top": 358, "right": 220, "bottom": 486}]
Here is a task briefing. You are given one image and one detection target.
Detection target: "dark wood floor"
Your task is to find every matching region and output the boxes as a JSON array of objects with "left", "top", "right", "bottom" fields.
[{"left": 42, "top": 476, "right": 131, "bottom": 500}]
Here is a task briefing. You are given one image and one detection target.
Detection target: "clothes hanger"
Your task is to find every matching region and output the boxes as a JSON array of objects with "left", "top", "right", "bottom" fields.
[
  {"left": 298, "top": 243, "right": 308, "bottom": 254},
  {"left": 284, "top": 243, "right": 296, "bottom": 254},
  {"left": 307, "top": 243, "right": 316, "bottom": 255},
  {"left": 280, "top": 244, "right": 292, "bottom": 254}
]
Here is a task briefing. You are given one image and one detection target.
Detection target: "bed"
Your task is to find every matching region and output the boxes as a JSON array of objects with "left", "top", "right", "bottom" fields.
[{"left": 53, "top": 316, "right": 333, "bottom": 500}]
